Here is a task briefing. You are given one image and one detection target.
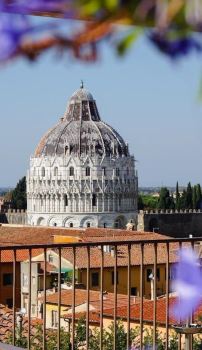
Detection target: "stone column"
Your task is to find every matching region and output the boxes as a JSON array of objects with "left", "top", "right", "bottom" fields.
[
  {"left": 90, "top": 194, "right": 93, "bottom": 212},
  {"left": 112, "top": 193, "right": 115, "bottom": 212},
  {"left": 84, "top": 193, "right": 86, "bottom": 213},
  {"left": 108, "top": 194, "right": 110, "bottom": 212},
  {"left": 97, "top": 194, "right": 99, "bottom": 213}
]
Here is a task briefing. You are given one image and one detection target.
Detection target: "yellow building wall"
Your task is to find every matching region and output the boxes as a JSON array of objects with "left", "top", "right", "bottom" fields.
[
  {"left": 45, "top": 302, "right": 189, "bottom": 349},
  {"left": 79, "top": 264, "right": 167, "bottom": 298},
  {"left": 45, "top": 303, "right": 70, "bottom": 330}
]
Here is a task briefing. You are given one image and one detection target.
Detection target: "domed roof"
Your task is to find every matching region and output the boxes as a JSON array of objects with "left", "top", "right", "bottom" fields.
[{"left": 34, "top": 84, "right": 129, "bottom": 158}]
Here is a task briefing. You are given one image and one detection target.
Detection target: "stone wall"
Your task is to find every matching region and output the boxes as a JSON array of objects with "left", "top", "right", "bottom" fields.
[
  {"left": 0, "top": 209, "right": 27, "bottom": 225},
  {"left": 137, "top": 209, "right": 202, "bottom": 238}
]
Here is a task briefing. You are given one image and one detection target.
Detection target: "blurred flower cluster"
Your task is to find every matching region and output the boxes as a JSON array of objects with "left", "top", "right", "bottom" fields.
[
  {"left": 172, "top": 248, "right": 202, "bottom": 322},
  {"left": 1, "top": 0, "right": 202, "bottom": 64}
]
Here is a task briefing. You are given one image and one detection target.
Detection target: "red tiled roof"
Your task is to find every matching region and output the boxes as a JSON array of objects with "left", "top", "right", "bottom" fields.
[
  {"left": 43, "top": 289, "right": 133, "bottom": 310},
  {"left": 59, "top": 242, "right": 179, "bottom": 268},
  {"left": 103, "top": 297, "right": 202, "bottom": 326},
  {"left": 0, "top": 226, "right": 171, "bottom": 246},
  {"left": 0, "top": 304, "right": 42, "bottom": 343},
  {"left": 0, "top": 225, "right": 178, "bottom": 267},
  {"left": 0, "top": 249, "right": 44, "bottom": 263},
  {"left": 63, "top": 296, "right": 202, "bottom": 326}
]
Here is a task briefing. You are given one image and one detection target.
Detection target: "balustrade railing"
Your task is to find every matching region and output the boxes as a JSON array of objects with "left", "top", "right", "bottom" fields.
[{"left": 0, "top": 236, "right": 201, "bottom": 350}]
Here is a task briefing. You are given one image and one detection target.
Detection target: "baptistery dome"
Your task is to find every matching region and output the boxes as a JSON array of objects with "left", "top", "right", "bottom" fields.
[
  {"left": 27, "top": 84, "right": 138, "bottom": 228},
  {"left": 35, "top": 87, "right": 128, "bottom": 159}
]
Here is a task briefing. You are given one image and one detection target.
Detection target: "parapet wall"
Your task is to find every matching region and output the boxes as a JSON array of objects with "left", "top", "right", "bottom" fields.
[
  {"left": 0, "top": 209, "right": 27, "bottom": 225},
  {"left": 138, "top": 210, "right": 202, "bottom": 238}
]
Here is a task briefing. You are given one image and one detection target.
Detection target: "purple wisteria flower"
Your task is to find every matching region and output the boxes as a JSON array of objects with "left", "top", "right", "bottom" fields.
[
  {"left": 0, "top": 13, "right": 30, "bottom": 61},
  {"left": 149, "top": 31, "right": 202, "bottom": 59},
  {"left": 2, "top": 0, "right": 74, "bottom": 17},
  {"left": 171, "top": 248, "right": 202, "bottom": 321}
]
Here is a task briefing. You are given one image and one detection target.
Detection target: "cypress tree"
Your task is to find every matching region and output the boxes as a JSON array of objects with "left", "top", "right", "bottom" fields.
[
  {"left": 176, "top": 181, "right": 180, "bottom": 210},
  {"left": 158, "top": 187, "right": 170, "bottom": 210},
  {"left": 11, "top": 176, "right": 27, "bottom": 210},
  {"left": 185, "top": 182, "right": 192, "bottom": 209},
  {"left": 179, "top": 190, "right": 186, "bottom": 210},
  {"left": 196, "top": 184, "right": 202, "bottom": 209},
  {"left": 192, "top": 186, "right": 197, "bottom": 209}
]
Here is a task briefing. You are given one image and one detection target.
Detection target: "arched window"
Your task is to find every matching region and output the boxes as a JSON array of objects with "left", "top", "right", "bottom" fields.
[
  {"left": 54, "top": 167, "right": 58, "bottom": 176},
  {"left": 116, "top": 168, "right": 119, "bottom": 176},
  {"left": 86, "top": 166, "right": 90, "bottom": 176},
  {"left": 64, "top": 194, "right": 68, "bottom": 207},
  {"left": 102, "top": 167, "right": 106, "bottom": 176},
  {"left": 64, "top": 145, "right": 68, "bottom": 155},
  {"left": 69, "top": 222, "right": 73, "bottom": 228},
  {"left": 92, "top": 194, "right": 97, "bottom": 207},
  {"left": 41, "top": 167, "right": 45, "bottom": 177},
  {"left": 69, "top": 167, "right": 74, "bottom": 176},
  {"left": 87, "top": 222, "right": 91, "bottom": 228}
]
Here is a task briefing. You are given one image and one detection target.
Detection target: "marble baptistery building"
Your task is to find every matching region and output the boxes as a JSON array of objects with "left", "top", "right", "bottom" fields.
[{"left": 27, "top": 84, "right": 138, "bottom": 228}]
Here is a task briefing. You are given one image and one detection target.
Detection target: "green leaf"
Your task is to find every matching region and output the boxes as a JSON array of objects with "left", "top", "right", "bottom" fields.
[
  {"left": 104, "top": 0, "right": 119, "bottom": 12},
  {"left": 117, "top": 28, "right": 142, "bottom": 56}
]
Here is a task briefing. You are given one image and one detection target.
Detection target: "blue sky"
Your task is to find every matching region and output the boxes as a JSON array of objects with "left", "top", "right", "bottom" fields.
[{"left": 0, "top": 20, "right": 202, "bottom": 188}]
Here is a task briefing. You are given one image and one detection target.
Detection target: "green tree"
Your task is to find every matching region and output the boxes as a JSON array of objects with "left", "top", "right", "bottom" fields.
[
  {"left": 196, "top": 184, "right": 202, "bottom": 209},
  {"left": 175, "top": 181, "right": 180, "bottom": 211},
  {"left": 158, "top": 188, "right": 174, "bottom": 210},
  {"left": 138, "top": 195, "right": 144, "bottom": 210},
  {"left": 185, "top": 182, "right": 193, "bottom": 209},
  {"left": 192, "top": 186, "right": 197, "bottom": 209},
  {"left": 178, "top": 189, "right": 186, "bottom": 210},
  {"left": 139, "top": 195, "right": 159, "bottom": 210},
  {"left": 11, "top": 176, "right": 27, "bottom": 210}
]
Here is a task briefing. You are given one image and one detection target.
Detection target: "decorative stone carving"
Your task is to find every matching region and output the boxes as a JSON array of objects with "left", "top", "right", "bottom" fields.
[{"left": 27, "top": 85, "right": 138, "bottom": 228}]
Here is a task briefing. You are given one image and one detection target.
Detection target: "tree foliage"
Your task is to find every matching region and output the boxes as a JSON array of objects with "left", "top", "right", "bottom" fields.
[
  {"left": 5, "top": 320, "right": 181, "bottom": 350},
  {"left": 10, "top": 176, "right": 27, "bottom": 210},
  {"left": 138, "top": 182, "right": 202, "bottom": 211}
]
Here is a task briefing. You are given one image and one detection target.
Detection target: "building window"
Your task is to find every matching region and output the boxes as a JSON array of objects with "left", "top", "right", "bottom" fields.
[
  {"left": 54, "top": 167, "right": 58, "bottom": 176},
  {"left": 41, "top": 167, "right": 45, "bottom": 177},
  {"left": 48, "top": 254, "right": 54, "bottom": 263},
  {"left": 64, "top": 145, "right": 68, "bottom": 155},
  {"left": 51, "top": 310, "right": 58, "bottom": 327},
  {"left": 91, "top": 272, "right": 99, "bottom": 287},
  {"left": 87, "top": 222, "right": 91, "bottom": 228},
  {"left": 103, "top": 223, "right": 106, "bottom": 228},
  {"left": 131, "top": 287, "right": 137, "bottom": 296},
  {"left": 115, "top": 168, "right": 119, "bottom": 176},
  {"left": 3, "top": 273, "right": 13, "bottom": 286},
  {"left": 146, "top": 269, "right": 153, "bottom": 282},
  {"left": 92, "top": 194, "right": 97, "bottom": 207},
  {"left": 86, "top": 166, "right": 90, "bottom": 176},
  {"left": 32, "top": 304, "right": 36, "bottom": 315},
  {"left": 23, "top": 273, "right": 28, "bottom": 287},
  {"left": 6, "top": 299, "right": 13, "bottom": 308},
  {"left": 102, "top": 167, "right": 106, "bottom": 176},
  {"left": 157, "top": 268, "right": 160, "bottom": 281},
  {"left": 69, "top": 222, "right": 73, "bottom": 228},
  {"left": 64, "top": 194, "right": 68, "bottom": 207},
  {"left": 32, "top": 276, "right": 36, "bottom": 286},
  {"left": 126, "top": 167, "right": 129, "bottom": 176},
  {"left": 69, "top": 167, "right": 74, "bottom": 176},
  {"left": 146, "top": 268, "right": 160, "bottom": 282},
  {"left": 111, "top": 271, "right": 119, "bottom": 285}
]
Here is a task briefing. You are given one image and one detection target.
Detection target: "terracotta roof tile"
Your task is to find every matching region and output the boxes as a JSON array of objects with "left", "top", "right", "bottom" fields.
[
  {"left": 43, "top": 289, "right": 133, "bottom": 309},
  {"left": 0, "top": 226, "right": 180, "bottom": 267}
]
